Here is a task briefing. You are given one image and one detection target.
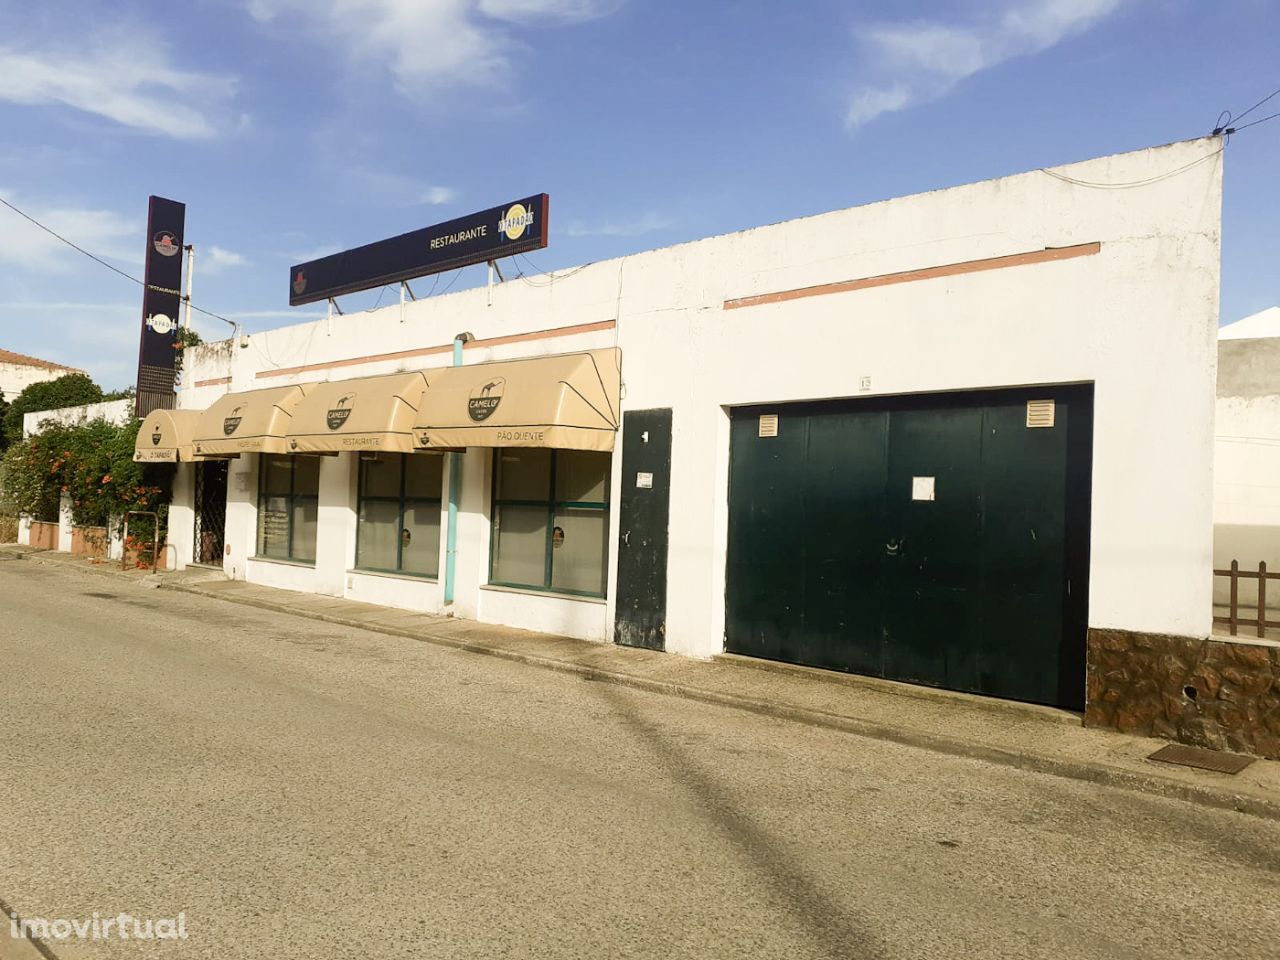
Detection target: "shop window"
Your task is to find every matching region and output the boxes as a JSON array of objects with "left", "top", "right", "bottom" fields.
[
  {"left": 257, "top": 454, "right": 320, "bottom": 563},
  {"left": 490, "top": 449, "right": 610, "bottom": 597},
  {"left": 356, "top": 453, "right": 444, "bottom": 578}
]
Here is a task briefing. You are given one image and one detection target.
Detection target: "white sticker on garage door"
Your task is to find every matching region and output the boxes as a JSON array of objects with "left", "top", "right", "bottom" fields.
[{"left": 912, "top": 476, "right": 936, "bottom": 501}]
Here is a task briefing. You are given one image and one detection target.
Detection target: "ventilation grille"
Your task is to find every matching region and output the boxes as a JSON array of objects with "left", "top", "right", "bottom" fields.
[
  {"left": 1026, "top": 400, "right": 1056, "bottom": 429},
  {"left": 758, "top": 414, "right": 779, "bottom": 438}
]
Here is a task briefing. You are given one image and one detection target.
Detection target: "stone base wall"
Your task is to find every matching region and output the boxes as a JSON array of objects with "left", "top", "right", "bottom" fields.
[{"left": 1086, "top": 629, "right": 1280, "bottom": 759}]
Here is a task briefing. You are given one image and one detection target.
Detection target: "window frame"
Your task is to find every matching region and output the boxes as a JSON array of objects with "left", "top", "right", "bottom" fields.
[
  {"left": 489, "top": 449, "right": 610, "bottom": 598},
  {"left": 354, "top": 452, "right": 444, "bottom": 579},
  {"left": 256, "top": 454, "right": 320, "bottom": 565}
]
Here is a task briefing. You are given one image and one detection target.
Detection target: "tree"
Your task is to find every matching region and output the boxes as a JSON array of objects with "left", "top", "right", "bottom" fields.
[
  {"left": 1, "top": 373, "right": 103, "bottom": 447},
  {"left": 0, "top": 390, "right": 8, "bottom": 453}
]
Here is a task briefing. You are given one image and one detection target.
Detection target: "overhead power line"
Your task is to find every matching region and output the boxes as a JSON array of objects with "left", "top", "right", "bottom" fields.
[
  {"left": 1213, "top": 83, "right": 1280, "bottom": 135},
  {"left": 1231, "top": 109, "right": 1280, "bottom": 133},
  {"left": 0, "top": 194, "right": 238, "bottom": 328},
  {"left": 1039, "top": 143, "right": 1224, "bottom": 190}
]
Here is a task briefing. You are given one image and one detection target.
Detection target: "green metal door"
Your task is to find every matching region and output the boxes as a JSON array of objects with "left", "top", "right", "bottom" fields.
[
  {"left": 725, "top": 387, "right": 1091, "bottom": 709},
  {"left": 724, "top": 405, "right": 887, "bottom": 673},
  {"left": 975, "top": 395, "right": 1089, "bottom": 706},
  {"left": 881, "top": 404, "right": 985, "bottom": 692}
]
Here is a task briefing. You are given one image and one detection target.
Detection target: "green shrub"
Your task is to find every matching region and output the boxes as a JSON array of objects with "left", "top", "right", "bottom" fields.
[
  {"left": 2, "top": 373, "right": 104, "bottom": 447},
  {"left": 0, "top": 418, "right": 173, "bottom": 531}
]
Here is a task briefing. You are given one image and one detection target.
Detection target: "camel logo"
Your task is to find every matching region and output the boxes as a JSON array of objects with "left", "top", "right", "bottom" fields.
[
  {"left": 468, "top": 378, "right": 505, "bottom": 422},
  {"left": 223, "top": 406, "right": 244, "bottom": 436},
  {"left": 151, "top": 428, "right": 162, "bottom": 446},
  {"left": 153, "top": 231, "right": 180, "bottom": 257},
  {"left": 293, "top": 270, "right": 307, "bottom": 296},
  {"left": 327, "top": 393, "right": 356, "bottom": 430}
]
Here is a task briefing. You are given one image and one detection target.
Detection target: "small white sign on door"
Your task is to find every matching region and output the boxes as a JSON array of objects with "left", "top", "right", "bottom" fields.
[
  {"left": 912, "top": 476, "right": 936, "bottom": 501},
  {"left": 636, "top": 472, "right": 654, "bottom": 489}
]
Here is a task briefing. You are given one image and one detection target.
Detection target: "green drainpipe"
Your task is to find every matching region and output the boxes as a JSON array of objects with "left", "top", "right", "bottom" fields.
[{"left": 444, "top": 335, "right": 465, "bottom": 604}]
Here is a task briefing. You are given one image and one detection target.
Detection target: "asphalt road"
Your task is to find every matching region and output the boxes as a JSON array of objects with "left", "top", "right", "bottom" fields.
[{"left": 0, "top": 559, "right": 1277, "bottom": 960}]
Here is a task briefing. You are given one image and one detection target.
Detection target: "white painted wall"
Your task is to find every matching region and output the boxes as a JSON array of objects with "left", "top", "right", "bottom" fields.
[
  {"left": 223, "top": 455, "right": 258, "bottom": 582},
  {"left": 168, "top": 463, "right": 196, "bottom": 571},
  {"left": 57, "top": 493, "right": 73, "bottom": 552},
  {"left": 22, "top": 398, "right": 133, "bottom": 438},
  {"left": 180, "top": 138, "right": 1223, "bottom": 651}
]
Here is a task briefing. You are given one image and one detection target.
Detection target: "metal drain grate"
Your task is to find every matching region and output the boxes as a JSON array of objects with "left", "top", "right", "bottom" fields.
[{"left": 1148, "top": 743, "right": 1256, "bottom": 775}]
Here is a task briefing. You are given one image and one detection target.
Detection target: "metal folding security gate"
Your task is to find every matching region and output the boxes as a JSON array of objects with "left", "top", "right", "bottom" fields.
[
  {"left": 725, "top": 386, "right": 1093, "bottom": 709},
  {"left": 193, "top": 460, "right": 228, "bottom": 565}
]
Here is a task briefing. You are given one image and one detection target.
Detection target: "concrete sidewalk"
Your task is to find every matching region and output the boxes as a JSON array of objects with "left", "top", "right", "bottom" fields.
[{"left": 6, "top": 544, "right": 1279, "bottom": 820}]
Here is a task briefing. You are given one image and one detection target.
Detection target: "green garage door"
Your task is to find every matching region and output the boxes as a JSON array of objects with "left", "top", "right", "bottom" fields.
[{"left": 725, "top": 387, "right": 1092, "bottom": 709}]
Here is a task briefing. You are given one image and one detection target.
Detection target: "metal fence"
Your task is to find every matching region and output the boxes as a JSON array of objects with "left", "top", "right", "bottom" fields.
[{"left": 1213, "top": 560, "right": 1280, "bottom": 638}]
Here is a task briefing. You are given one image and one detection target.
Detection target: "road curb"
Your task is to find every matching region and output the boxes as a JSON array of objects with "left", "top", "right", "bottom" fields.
[{"left": 158, "top": 580, "right": 1280, "bottom": 823}]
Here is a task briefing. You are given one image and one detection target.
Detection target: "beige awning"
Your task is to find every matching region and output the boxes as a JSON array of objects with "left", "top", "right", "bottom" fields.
[
  {"left": 192, "top": 383, "right": 314, "bottom": 457},
  {"left": 285, "top": 370, "right": 430, "bottom": 454},
  {"left": 412, "top": 348, "right": 621, "bottom": 452},
  {"left": 133, "top": 409, "right": 201, "bottom": 463}
]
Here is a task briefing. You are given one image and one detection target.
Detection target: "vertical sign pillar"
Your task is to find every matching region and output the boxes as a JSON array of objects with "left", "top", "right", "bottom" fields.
[{"left": 135, "top": 196, "right": 186, "bottom": 419}]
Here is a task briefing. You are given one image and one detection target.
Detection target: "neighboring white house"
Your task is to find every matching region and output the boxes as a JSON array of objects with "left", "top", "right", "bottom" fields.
[
  {"left": 1218, "top": 306, "right": 1280, "bottom": 340},
  {"left": 0, "top": 348, "right": 82, "bottom": 401},
  {"left": 1214, "top": 308, "right": 1280, "bottom": 608}
]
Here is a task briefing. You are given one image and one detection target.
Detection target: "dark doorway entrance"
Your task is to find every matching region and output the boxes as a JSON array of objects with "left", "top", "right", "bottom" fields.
[
  {"left": 614, "top": 408, "right": 672, "bottom": 651},
  {"left": 193, "top": 460, "right": 228, "bottom": 565},
  {"left": 725, "top": 387, "right": 1092, "bottom": 709}
]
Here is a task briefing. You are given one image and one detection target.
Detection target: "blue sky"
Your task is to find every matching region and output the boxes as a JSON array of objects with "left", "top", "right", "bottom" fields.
[{"left": 0, "top": 0, "right": 1276, "bottom": 389}]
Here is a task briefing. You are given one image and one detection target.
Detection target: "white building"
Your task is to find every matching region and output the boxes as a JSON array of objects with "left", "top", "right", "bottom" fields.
[
  {"left": 0, "top": 348, "right": 82, "bottom": 401},
  {"left": 1213, "top": 309, "right": 1280, "bottom": 608},
  {"left": 1218, "top": 306, "right": 1280, "bottom": 340},
  {"left": 136, "top": 137, "right": 1269, "bottom": 754}
]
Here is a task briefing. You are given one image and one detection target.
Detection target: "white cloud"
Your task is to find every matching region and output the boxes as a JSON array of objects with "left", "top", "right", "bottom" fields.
[
  {"left": 0, "top": 304, "right": 141, "bottom": 388},
  {"left": 286, "top": 244, "right": 343, "bottom": 264},
  {"left": 847, "top": 0, "right": 1126, "bottom": 128},
  {"left": 565, "top": 211, "right": 674, "bottom": 238},
  {"left": 0, "top": 301, "right": 136, "bottom": 312},
  {"left": 421, "top": 185, "right": 457, "bottom": 205},
  {"left": 0, "top": 28, "right": 238, "bottom": 139},
  {"left": 336, "top": 166, "right": 457, "bottom": 208},
  {"left": 203, "top": 246, "right": 248, "bottom": 275},
  {"left": 0, "top": 193, "right": 141, "bottom": 271},
  {"left": 478, "top": 0, "right": 622, "bottom": 23},
  {"left": 846, "top": 85, "right": 913, "bottom": 129},
  {"left": 248, "top": 0, "right": 622, "bottom": 94}
]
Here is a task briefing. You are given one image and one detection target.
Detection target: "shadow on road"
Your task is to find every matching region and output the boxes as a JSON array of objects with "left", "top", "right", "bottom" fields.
[{"left": 588, "top": 679, "right": 884, "bottom": 960}]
